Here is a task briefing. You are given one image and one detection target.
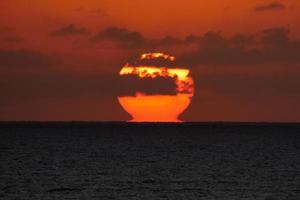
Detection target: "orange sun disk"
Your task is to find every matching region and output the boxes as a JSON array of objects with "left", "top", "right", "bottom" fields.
[{"left": 118, "top": 53, "right": 194, "bottom": 122}]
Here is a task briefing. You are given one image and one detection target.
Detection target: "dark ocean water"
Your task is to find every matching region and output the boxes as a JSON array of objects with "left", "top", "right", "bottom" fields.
[{"left": 0, "top": 122, "right": 300, "bottom": 200}]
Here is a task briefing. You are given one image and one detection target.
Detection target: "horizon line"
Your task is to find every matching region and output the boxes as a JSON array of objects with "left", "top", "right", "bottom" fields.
[{"left": 0, "top": 121, "right": 300, "bottom": 124}]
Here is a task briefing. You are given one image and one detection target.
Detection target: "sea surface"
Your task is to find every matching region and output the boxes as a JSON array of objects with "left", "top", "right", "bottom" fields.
[{"left": 0, "top": 122, "right": 300, "bottom": 200}]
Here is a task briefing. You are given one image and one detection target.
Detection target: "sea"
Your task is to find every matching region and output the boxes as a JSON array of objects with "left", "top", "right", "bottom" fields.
[{"left": 0, "top": 122, "right": 300, "bottom": 200}]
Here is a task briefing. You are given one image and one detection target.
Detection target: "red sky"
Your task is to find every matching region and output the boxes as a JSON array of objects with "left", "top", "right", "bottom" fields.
[{"left": 1, "top": 0, "right": 300, "bottom": 121}]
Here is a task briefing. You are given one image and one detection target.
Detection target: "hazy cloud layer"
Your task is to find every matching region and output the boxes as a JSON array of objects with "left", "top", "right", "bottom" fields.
[
  {"left": 182, "top": 72, "right": 300, "bottom": 121},
  {"left": 1, "top": 67, "right": 300, "bottom": 121},
  {"left": 0, "top": 49, "right": 58, "bottom": 68},
  {"left": 0, "top": 71, "right": 177, "bottom": 104}
]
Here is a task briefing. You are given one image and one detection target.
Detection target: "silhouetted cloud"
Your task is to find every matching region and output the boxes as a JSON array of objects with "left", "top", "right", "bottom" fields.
[
  {"left": 261, "top": 27, "right": 289, "bottom": 45},
  {"left": 255, "top": 2, "right": 286, "bottom": 12},
  {"left": 91, "top": 27, "right": 147, "bottom": 48},
  {"left": 0, "top": 49, "right": 58, "bottom": 68},
  {"left": 91, "top": 26, "right": 300, "bottom": 66},
  {"left": 117, "top": 74, "right": 177, "bottom": 96},
  {"left": 52, "top": 24, "right": 300, "bottom": 71},
  {"left": 91, "top": 27, "right": 185, "bottom": 49},
  {"left": 52, "top": 24, "right": 89, "bottom": 36},
  {"left": 178, "top": 27, "right": 300, "bottom": 66},
  {"left": 230, "top": 34, "right": 255, "bottom": 48}
]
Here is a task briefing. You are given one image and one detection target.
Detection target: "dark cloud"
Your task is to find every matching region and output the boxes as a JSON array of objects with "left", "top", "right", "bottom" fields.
[
  {"left": 178, "top": 27, "right": 300, "bottom": 66},
  {"left": 261, "top": 27, "right": 289, "bottom": 45},
  {"left": 230, "top": 34, "right": 255, "bottom": 48},
  {"left": 52, "top": 24, "right": 89, "bottom": 36},
  {"left": 91, "top": 27, "right": 147, "bottom": 48},
  {"left": 157, "top": 35, "right": 184, "bottom": 46},
  {"left": 0, "top": 49, "right": 58, "bottom": 68},
  {"left": 91, "top": 26, "right": 300, "bottom": 66},
  {"left": 91, "top": 27, "right": 184, "bottom": 49},
  {"left": 255, "top": 2, "right": 286, "bottom": 12},
  {"left": 117, "top": 74, "right": 177, "bottom": 96}
]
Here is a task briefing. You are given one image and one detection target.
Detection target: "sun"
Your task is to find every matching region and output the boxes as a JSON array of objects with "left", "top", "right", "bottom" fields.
[{"left": 118, "top": 53, "right": 194, "bottom": 122}]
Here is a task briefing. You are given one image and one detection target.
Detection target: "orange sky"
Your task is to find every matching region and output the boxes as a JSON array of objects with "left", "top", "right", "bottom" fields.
[
  {"left": 1, "top": 0, "right": 300, "bottom": 35},
  {"left": 0, "top": 0, "right": 300, "bottom": 121}
]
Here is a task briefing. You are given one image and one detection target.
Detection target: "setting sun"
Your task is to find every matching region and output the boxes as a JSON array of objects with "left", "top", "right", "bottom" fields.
[{"left": 118, "top": 53, "right": 194, "bottom": 122}]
